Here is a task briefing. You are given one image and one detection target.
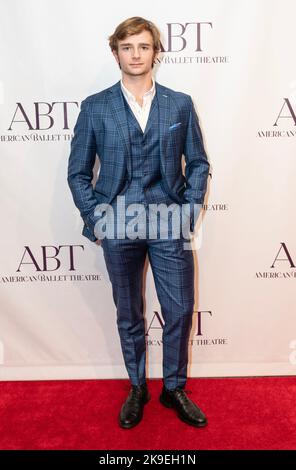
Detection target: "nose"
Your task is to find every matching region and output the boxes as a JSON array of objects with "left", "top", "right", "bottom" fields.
[{"left": 132, "top": 47, "right": 140, "bottom": 59}]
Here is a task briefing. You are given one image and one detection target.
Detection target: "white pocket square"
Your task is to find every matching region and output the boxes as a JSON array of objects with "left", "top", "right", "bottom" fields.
[{"left": 169, "top": 122, "right": 182, "bottom": 130}]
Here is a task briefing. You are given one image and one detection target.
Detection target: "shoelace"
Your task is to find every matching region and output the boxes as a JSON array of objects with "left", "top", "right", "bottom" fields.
[{"left": 169, "top": 388, "right": 193, "bottom": 405}]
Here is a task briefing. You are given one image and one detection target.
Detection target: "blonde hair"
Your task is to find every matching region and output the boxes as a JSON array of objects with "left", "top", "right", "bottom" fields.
[{"left": 108, "top": 16, "right": 161, "bottom": 52}]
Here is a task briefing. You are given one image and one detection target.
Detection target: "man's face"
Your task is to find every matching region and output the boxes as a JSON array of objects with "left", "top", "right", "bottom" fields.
[{"left": 113, "top": 30, "right": 158, "bottom": 76}]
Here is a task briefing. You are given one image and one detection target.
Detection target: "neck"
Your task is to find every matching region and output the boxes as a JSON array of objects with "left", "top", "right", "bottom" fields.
[{"left": 121, "top": 73, "right": 153, "bottom": 98}]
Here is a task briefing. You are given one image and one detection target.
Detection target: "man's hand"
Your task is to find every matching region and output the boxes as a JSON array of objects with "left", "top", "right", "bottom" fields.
[{"left": 95, "top": 239, "right": 102, "bottom": 246}]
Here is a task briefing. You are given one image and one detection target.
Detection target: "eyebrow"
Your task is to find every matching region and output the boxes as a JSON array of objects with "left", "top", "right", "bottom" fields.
[{"left": 119, "top": 42, "right": 152, "bottom": 47}]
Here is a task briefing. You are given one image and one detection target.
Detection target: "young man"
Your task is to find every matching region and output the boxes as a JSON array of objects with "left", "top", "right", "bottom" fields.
[{"left": 68, "top": 17, "right": 210, "bottom": 429}]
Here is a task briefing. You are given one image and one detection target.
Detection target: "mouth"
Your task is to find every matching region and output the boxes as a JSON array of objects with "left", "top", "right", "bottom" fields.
[{"left": 130, "top": 63, "right": 144, "bottom": 67}]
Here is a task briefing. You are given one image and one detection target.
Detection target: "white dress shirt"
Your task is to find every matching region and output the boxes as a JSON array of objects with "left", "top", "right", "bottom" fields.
[{"left": 120, "top": 77, "right": 156, "bottom": 133}]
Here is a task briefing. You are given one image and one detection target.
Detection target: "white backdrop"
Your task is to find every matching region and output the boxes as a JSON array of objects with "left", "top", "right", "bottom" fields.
[{"left": 1, "top": 0, "right": 296, "bottom": 380}]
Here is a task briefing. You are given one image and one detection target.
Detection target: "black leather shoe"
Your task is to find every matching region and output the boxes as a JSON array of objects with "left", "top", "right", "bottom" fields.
[
  {"left": 119, "top": 383, "right": 150, "bottom": 429},
  {"left": 159, "top": 386, "right": 207, "bottom": 427}
]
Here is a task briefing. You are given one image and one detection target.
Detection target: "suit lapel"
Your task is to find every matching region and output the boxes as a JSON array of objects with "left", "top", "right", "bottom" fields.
[
  {"left": 107, "top": 81, "right": 132, "bottom": 180},
  {"left": 156, "top": 82, "right": 171, "bottom": 175}
]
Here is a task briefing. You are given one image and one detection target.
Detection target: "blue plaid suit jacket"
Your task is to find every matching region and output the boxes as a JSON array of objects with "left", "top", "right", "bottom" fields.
[{"left": 67, "top": 80, "right": 210, "bottom": 242}]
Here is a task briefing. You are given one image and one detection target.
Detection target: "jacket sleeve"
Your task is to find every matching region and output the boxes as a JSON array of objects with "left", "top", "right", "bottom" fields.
[
  {"left": 67, "top": 99, "right": 98, "bottom": 241},
  {"left": 182, "top": 96, "right": 210, "bottom": 232}
]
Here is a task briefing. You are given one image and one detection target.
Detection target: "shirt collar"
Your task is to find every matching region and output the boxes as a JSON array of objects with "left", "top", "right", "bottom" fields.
[{"left": 120, "top": 77, "right": 155, "bottom": 103}]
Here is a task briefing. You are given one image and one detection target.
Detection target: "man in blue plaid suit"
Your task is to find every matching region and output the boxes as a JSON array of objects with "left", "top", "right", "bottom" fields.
[{"left": 68, "top": 17, "right": 210, "bottom": 429}]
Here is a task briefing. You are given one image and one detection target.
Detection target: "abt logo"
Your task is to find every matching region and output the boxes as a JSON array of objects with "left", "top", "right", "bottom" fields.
[
  {"left": 16, "top": 245, "right": 84, "bottom": 272},
  {"left": 146, "top": 310, "right": 212, "bottom": 336},
  {"left": 8, "top": 101, "right": 79, "bottom": 131},
  {"left": 161, "top": 22, "right": 213, "bottom": 52},
  {"left": 271, "top": 242, "right": 296, "bottom": 268},
  {"left": 273, "top": 98, "right": 296, "bottom": 126}
]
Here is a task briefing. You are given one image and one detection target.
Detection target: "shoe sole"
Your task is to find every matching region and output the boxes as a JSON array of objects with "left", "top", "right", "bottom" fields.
[
  {"left": 119, "top": 393, "right": 151, "bottom": 429},
  {"left": 159, "top": 394, "right": 207, "bottom": 428}
]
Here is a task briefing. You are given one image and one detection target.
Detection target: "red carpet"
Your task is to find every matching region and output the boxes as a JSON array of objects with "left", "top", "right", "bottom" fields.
[{"left": 0, "top": 377, "right": 295, "bottom": 450}]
